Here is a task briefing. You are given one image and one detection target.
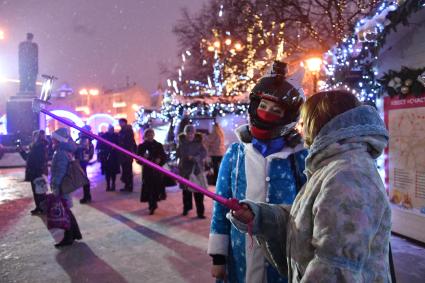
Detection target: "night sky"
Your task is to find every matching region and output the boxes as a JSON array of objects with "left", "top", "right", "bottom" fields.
[{"left": 0, "top": 0, "right": 207, "bottom": 93}]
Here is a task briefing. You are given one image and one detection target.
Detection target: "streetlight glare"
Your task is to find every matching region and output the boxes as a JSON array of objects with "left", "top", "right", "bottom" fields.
[
  {"left": 234, "top": 42, "right": 242, "bottom": 51},
  {"left": 225, "top": 38, "right": 232, "bottom": 46},
  {"left": 89, "top": 88, "right": 99, "bottom": 96},
  {"left": 79, "top": 88, "right": 88, "bottom": 95},
  {"left": 131, "top": 104, "right": 139, "bottom": 111},
  {"left": 305, "top": 57, "right": 323, "bottom": 73},
  {"left": 0, "top": 29, "right": 4, "bottom": 40},
  {"left": 304, "top": 56, "right": 323, "bottom": 94}
]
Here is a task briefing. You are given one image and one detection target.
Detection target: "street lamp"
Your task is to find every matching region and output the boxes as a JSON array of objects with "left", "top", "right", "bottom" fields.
[
  {"left": 79, "top": 88, "right": 99, "bottom": 116},
  {"left": 234, "top": 42, "right": 242, "bottom": 51},
  {"left": 206, "top": 37, "right": 243, "bottom": 96},
  {"left": 89, "top": 88, "right": 99, "bottom": 96},
  {"left": 304, "top": 56, "right": 323, "bottom": 93},
  {"left": 0, "top": 29, "right": 5, "bottom": 41},
  {"left": 207, "top": 39, "right": 243, "bottom": 54},
  {"left": 79, "top": 88, "right": 99, "bottom": 96}
]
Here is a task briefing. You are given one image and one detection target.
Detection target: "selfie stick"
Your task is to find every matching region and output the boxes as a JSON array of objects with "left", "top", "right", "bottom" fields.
[{"left": 33, "top": 76, "right": 241, "bottom": 211}]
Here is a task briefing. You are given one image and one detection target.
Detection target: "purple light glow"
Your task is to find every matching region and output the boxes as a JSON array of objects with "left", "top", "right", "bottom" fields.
[
  {"left": 46, "top": 110, "right": 84, "bottom": 140},
  {"left": 40, "top": 107, "right": 242, "bottom": 211}
]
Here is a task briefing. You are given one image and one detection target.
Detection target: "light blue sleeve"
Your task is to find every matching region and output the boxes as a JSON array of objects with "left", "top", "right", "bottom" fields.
[{"left": 51, "top": 151, "right": 69, "bottom": 194}]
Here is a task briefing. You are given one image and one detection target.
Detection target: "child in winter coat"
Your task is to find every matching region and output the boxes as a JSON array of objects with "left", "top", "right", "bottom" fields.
[
  {"left": 208, "top": 61, "right": 308, "bottom": 283},
  {"left": 230, "top": 91, "right": 392, "bottom": 282}
]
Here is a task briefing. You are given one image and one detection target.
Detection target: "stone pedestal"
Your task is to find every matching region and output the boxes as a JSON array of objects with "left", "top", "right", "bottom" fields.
[{"left": 6, "top": 94, "right": 40, "bottom": 145}]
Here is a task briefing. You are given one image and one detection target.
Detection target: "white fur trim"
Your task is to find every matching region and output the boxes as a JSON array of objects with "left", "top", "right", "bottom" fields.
[
  {"left": 234, "top": 124, "right": 249, "bottom": 143},
  {"left": 244, "top": 144, "right": 267, "bottom": 283},
  {"left": 245, "top": 234, "right": 267, "bottom": 283},
  {"left": 207, "top": 233, "right": 229, "bottom": 256},
  {"left": 243, "top": 142, "right": 305, "bottom": 283},
  {"left": 265, "top": 143, "right": 305, "bottom": 160},
  {"left": 245, "top": 144, "right": 267, "bottom": 202},
  {"left": 51, "top": 132, "right": 68, "bottom": 143}
]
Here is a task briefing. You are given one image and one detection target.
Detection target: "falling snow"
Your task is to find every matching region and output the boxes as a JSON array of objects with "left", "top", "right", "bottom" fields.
[{"left": 0, "top": 0, "right": 208, "bottom": 92}]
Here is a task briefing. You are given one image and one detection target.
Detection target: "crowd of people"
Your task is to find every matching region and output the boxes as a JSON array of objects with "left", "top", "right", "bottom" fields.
[
  {"left": 20, "top": 116, "right": 225, "bottom": 244},
  {"left": 20, "top": 60, "right": 392, "bottom": 282}
]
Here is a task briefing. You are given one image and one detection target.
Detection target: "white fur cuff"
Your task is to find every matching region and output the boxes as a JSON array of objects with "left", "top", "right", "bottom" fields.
[{"left": 207, "top": 233, "right": 229, "bottom": 256}]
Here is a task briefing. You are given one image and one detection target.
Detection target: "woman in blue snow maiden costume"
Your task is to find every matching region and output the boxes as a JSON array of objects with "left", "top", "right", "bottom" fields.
[{"left": 208, "top": 61, "right": 308, "bottom": 283}]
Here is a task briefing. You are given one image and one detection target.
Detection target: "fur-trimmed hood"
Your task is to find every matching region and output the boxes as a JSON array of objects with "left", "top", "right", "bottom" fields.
[{"left": 306, "top": 105, "right": 388, "bottom": 176}]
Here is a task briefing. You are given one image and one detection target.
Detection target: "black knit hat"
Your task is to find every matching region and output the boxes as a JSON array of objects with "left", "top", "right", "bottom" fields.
[{"left": 248, "top": 61, "right": 304, "bottom": 138}]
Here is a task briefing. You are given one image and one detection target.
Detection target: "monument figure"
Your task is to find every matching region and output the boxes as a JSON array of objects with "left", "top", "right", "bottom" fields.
[
  {"left": 18, "top": 33, "right": 38, "bottom": 93},
  {"left": 5, "top": 32, "right": 41, "bottom": 143}
]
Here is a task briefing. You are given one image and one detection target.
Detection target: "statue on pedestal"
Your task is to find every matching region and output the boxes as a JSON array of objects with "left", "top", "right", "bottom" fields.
[{"left": 18, "top": 33, "right": 38, "bottom": 93}]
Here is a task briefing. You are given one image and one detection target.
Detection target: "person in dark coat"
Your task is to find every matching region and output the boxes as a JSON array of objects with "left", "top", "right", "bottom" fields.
[
  {"left": 98, "top": 125, "right": 121, "bottom": 191},
  {"left": 118, "top": 118, "right": 137, "bottom": 192},
  {"left": 176, "top": 125, "right": 207, "bottom": 218},
  {"left": 137, "top": 128, "right": 167, "bottom": 215},
  {"left": 75, "top": 125, "right": 94, "bottom": 204},
  {"left": 19, "top": 130, "right": 48, "bottom": 215}
]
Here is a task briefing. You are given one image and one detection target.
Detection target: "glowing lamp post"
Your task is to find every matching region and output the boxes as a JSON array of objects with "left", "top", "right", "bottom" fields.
[
  {"left": 207, "top": 38, "right": 243, "bottom": 55},
  {"left": 305, "top": 56, "right": 323, "bottom": 93},
  {"left": 78, "top": 88, "right": 99, "bottom": 116},
  {"left": 89, "top": 89, "right": 99, "bottom": 96},
  {"left": 206, "top": 37, "right": 243, "bottom": 95}
]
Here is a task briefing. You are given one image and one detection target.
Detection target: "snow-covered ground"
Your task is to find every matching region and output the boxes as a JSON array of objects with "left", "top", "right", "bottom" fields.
[{"left": 0, "top": 164, "right": 424, "bottom": 282}]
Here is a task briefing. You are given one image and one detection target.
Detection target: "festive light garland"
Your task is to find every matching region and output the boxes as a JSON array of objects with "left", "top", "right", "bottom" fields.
[
  {"left": 323, "top": 0, "right": 424, "bottom": 102},
  {"left": 161, "top": 2, "right": 285, "bottom": 119},
  {"left": 161, "top": 90, "right": 249, "bottom": 119}
]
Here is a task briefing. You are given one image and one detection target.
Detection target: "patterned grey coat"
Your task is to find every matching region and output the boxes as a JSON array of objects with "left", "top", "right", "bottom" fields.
[
  {"left": 50, "top": 141, "right": 77, "bottom": 208},
  {"left": 230, "top": 106, "right": 392, "bottom": 282}
]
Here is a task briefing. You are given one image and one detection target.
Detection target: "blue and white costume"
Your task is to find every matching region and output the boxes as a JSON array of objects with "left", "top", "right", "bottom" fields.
[{"left": 208, "top": 125, "right": 307, "bottom": 283}]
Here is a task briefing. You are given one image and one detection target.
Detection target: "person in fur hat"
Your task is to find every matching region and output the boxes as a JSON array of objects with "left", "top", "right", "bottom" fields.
[
  {"left": 208, "top": 61, "right": 308, "bottom": 283},
  {"left": 176, "top": 124, "right": 207, "bottom": 218}
]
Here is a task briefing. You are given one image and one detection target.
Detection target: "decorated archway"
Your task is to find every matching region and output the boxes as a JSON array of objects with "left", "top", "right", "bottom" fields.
[
  {"left": 86, "top": 113, "right": 118, "bottom": 134},
  {"left": 46, "top": 110, "right": 85, "bottom": 140}
]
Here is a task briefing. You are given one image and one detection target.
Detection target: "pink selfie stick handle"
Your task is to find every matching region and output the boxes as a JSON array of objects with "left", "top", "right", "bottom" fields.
[{"left": 40, "top": 108, "right": 240, "bottom": 210}]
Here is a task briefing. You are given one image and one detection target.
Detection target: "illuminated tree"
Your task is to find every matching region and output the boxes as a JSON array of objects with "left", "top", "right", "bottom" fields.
[
  {"left": 169, "top": 0, "right": 381, "bottom": 98},
  {"left": 259, "top": 0, "right": 382, "bottom": 59}
]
